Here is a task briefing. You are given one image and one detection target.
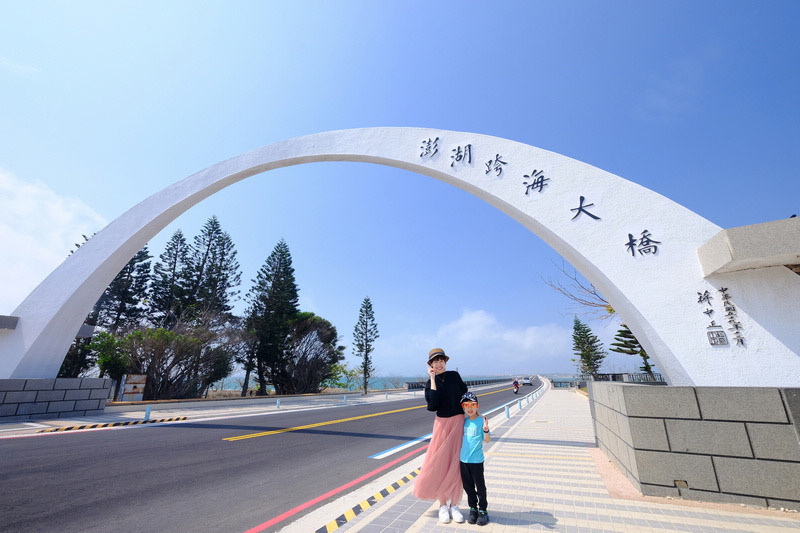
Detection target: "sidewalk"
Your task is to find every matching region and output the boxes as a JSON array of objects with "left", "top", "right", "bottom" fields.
[{"left": 317, "top": 386, "right": 800, "bottom": 533}]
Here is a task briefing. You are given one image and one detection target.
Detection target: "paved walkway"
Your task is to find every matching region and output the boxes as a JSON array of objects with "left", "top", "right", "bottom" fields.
[{"left": 317, "top": 386, "right": 800, "bottom": 533}]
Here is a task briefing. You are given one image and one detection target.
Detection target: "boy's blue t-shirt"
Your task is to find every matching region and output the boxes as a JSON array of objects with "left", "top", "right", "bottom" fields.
[{"left": 460, "top": 416, "right": 487, "bottom": 463}]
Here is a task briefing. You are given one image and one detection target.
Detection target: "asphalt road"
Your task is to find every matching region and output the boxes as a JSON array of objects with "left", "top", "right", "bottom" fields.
[{"left": 0, "top": 380, "right": 539, "bottom": 532}]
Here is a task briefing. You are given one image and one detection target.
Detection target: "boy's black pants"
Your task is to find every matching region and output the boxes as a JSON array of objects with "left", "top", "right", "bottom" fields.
[{"left": 460, "top": 461, "right": 487, "bottom": 511}]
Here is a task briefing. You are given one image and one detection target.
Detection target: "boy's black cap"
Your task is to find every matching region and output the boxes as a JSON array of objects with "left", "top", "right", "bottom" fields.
[{"left": 460, "top": 391, "right": 478, "bottom": 404}]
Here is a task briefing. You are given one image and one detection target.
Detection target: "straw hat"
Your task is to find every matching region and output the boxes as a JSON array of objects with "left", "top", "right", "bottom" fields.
[{"left": 427, "top": 347, "right": 449, "bottom": 365}]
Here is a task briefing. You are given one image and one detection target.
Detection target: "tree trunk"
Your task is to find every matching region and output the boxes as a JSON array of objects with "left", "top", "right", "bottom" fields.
[
  {"left": 256, "top": 358, "right": 267, "bottom": 396},
  {"left": 240, "top": 366, "right": 251, "bottom": 397}
]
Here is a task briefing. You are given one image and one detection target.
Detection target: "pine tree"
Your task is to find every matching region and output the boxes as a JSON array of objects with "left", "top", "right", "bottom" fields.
[
  {"left": 610, "top": 324, "right": 656, "bottom": 380},
  {"left": 572, "top": 316, "right": 605, "bottom": 378},
  {"left": 353, "top": 296, "right": 379, "bottom": 395},
  {"left": 186, "top": 216, "right": 241, "bottom": 318},
  {"left": 95, "top": 246, "right": 152, "bottom": 334},
  {"left": 148, "top": 230, "right": 191, "bottom": 329},
  {"left": 245, "top": 239, "right": 300, "bottom": 395}
]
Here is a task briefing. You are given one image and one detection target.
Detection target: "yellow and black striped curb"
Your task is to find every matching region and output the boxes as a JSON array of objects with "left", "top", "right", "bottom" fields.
[
  {"left": 315, "top": 468, "right": 420, "bottom": 533},
  {"left": 36, "top": 416, "right": 188, "bottom": 433}
]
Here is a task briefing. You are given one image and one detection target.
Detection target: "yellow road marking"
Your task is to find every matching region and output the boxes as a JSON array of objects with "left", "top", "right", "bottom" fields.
[
  {"left": 223, "top": 404, "right": 425, "bottom": 441},
  {"left": 477, "top": 387, "right": 513, "bottom": 397},
  {"left": 224, "top": 383, "right": 511, "bottom": 441}
]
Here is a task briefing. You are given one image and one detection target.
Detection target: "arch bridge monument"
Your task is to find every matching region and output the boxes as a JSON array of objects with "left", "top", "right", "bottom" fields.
[{"left": 1, "top": 128, "right": 798, "bottom": 509}]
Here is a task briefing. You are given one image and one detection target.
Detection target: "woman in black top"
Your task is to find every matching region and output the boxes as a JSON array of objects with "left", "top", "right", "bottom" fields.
[{"left": 412, "top": 348, "right": 468, "bottom": 523}]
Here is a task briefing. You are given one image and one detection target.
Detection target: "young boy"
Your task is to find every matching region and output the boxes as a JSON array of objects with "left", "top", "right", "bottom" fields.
[{"left": 459, "top": 391, "right": 490, "bottom": 526}]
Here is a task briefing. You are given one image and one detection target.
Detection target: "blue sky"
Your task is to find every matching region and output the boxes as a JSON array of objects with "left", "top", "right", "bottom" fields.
[{"left": 1, "top": 1, "right": 798, "bottom": 378}]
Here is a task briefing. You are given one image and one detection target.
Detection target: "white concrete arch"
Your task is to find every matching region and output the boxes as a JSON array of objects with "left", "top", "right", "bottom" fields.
[{"left": 2, "top": 127, "right": 799, "bottom": 385}]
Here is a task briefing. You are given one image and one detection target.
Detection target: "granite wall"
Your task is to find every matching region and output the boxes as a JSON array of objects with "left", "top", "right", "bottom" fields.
[
  {"left": 0, "top": 378, "right": 112, "bottom": 421},
  {"left": 589, "top": 382, "right": 800, "bottom": 511}
]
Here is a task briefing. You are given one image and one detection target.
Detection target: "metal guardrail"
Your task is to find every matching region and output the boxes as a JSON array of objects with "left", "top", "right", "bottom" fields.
[
  {"left": 482, "top": 377, "right": 546, "bottom": 420},
  {"left": 405, "top": 377, "right": 511, "bottom": 390}
]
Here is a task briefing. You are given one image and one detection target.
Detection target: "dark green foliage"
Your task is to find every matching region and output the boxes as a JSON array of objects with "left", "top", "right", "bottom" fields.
[
  {"left": 185, "top": 216, "right": 241, "bottom": 318},
  {"left": 571, "top": 316, "right": 605, "bottom": 378},
  {"left": 59, "top": 221, "right": 332, "bottom": 401},
  {"left": 95, "top": 247, "right": 151, "bottom": 334},
  {"left": 58, "top": 337, "right": 97, "bottom": 378},
  {"left": 245, "top": 239, "right": 300, "bottom": 395},
  {"left": 122, "top": 326, "right": 233, "bottom": 400},
  {"left": 232, "top": 326, "right": 258, "bottom": 397},
  {"left": 92, "top": 332, "right": 130, "bottom": 381},
  {"left": 279, "top": 312, "right": 345, "bottom": 393},
  {"left": 148, "top": 230, "right": 191, "bottom": 329},
  {"left": 610, "top": 324, "right": 656, "bottom": 379},
  {"left": 148, "top": 218, "right": 241, "bottom": 329},
  {"left": 90, "top": 331, "right": 131, "bottom": 398},
  {"left": 199, "top": 345, "right": 235, "bottom": 395},
  {"left": 353, "top": 296, "right": 379, "bottom": 394}
]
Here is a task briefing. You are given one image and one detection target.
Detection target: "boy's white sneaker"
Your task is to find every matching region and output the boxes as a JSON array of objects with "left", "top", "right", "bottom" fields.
[
  {"left": 450, "top": 505, "right": 465, "bottom": 523},
  {"left": 438, "top": 505, "right": 451, "bottom": 523}
]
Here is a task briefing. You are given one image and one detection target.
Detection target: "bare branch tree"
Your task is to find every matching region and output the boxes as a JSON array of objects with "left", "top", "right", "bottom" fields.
[{"left": 542, "top": 260, "right": 615, "bottom": 321}]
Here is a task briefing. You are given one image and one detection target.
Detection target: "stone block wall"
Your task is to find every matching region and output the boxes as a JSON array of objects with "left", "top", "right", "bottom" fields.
[
  {"left": 0, "top": 378, "right": 112, "bottom": 421},
  {"left": 588, "top": 382, "right": 800, "bottom": 511}
]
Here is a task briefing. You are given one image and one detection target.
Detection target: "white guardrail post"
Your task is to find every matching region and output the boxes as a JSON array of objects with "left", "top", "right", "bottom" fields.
[{"left": 486, "top": 378, "right": 546, "bottom": 422}]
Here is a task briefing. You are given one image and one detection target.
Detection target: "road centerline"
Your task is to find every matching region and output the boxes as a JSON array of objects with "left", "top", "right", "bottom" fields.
[{"left": 223, "top": 404, "right": 425, "bottom": 441}]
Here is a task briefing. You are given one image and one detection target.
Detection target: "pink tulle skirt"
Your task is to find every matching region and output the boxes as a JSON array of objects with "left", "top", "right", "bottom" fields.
[{"left": 413, "top": 414, "right": 464, "bottom": 505}]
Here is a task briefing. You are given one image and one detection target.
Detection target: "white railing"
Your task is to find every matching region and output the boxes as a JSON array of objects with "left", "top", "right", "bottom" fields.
[{"left": 482, "top": 377, "right": 547, "bottom": 419}]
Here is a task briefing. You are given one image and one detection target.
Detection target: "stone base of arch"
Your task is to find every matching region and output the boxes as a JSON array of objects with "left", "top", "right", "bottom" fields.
[
  {"left": 589, "top": 382, "right": 800, "bottom": 511},
  {"left": 0, "top": 378, "right": 111, "bottom": 422}
]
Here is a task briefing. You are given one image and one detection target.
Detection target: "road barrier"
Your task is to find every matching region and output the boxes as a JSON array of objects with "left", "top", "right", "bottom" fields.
[
  {"left": 482, "top": 378, "right": 546, "bottom": 420},
  {"left": 405, "top": 377, "right": 512, "bottom": 390}
]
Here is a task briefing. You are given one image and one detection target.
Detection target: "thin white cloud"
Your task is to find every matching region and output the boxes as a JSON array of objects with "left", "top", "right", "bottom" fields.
[
  {"left": 372, "top": 309, "right": 574, "bottom": 377},
  {"left": 0, "top": 55, "right": 40, "bottom": 77},
  {"left": 632, "top": 42, "right": 721, "bottom": 123},
  {"left": 0, "top": 170, "right": 107, "bottom": 314}
]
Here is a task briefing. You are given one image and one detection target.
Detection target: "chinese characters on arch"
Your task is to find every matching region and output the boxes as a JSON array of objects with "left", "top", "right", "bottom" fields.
[
  {"left": 697, "top": 287, "right": 745, "bottom": 347},
  {"left": 418, "top": 136, "right": 667, "bottom": 260}
]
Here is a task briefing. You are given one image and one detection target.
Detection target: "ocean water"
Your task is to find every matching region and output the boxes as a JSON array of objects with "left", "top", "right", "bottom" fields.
[{"left": 212, "top": 374, "right": 511, "bottom": 392}]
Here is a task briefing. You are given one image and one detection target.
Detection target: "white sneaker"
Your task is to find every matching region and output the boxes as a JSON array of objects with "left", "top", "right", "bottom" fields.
[
  {"left": 450, "top": 505, "right": 465, "bottom": 523},
  {"left": 438, "top": 505, "right": 451, "bottom": 523}
]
